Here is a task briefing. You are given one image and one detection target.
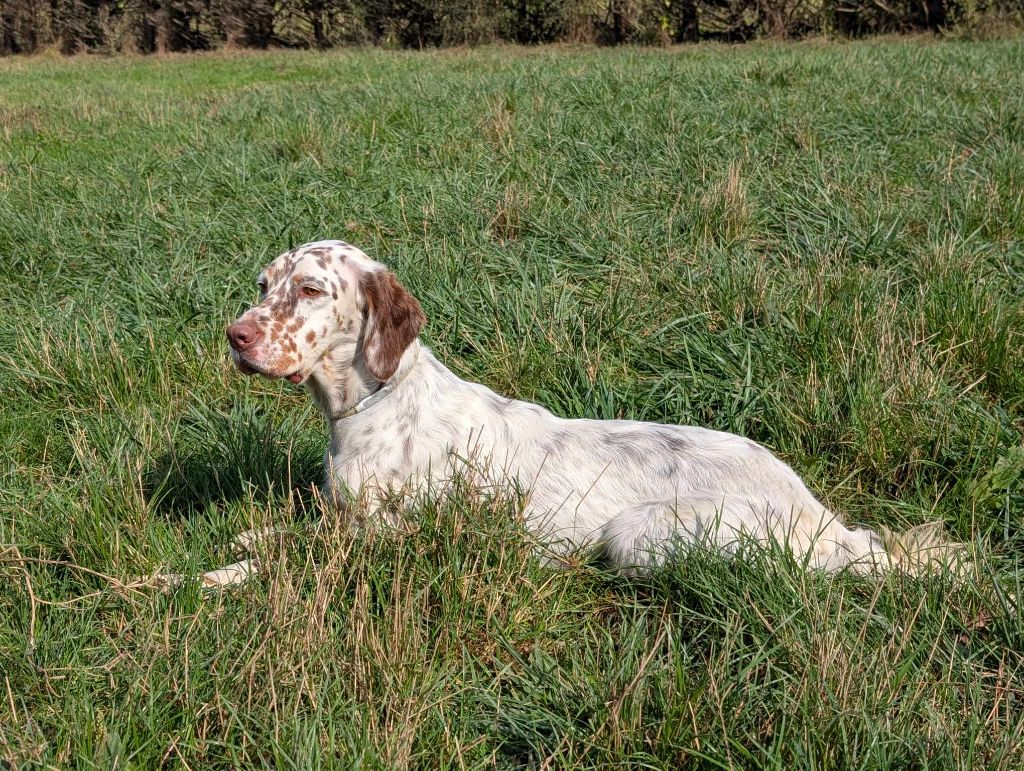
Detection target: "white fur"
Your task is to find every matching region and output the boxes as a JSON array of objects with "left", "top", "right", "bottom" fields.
[
  {"left": 228, "top": 240, "right": 911, "bottom": 576},
  {"left": 323, "top": 345, "right": 892, "bottom": 574}
]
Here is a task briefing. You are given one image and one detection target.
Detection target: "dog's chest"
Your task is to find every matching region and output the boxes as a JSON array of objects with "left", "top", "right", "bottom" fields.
[{"left": 325, "top": 417, "right": 447, "bottom": 496}]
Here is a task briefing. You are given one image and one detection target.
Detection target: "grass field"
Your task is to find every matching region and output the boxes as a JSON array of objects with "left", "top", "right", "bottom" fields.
[{"left": 2, "top": 37, "right": 1024, "bottom": 768}]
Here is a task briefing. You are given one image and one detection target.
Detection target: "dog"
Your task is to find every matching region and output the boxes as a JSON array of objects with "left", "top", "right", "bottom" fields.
[{"left": 197, "top": 239, "right": 956, "bottom": 588}]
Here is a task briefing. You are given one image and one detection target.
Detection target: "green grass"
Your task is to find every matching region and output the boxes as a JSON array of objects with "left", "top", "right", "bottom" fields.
[{"left": 1, "top": 37, "right": 1024, "bottom": 768}]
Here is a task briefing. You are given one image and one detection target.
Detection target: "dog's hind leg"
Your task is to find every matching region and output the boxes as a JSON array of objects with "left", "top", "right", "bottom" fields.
[{"left": 596, "top": 493, "right": 861, "bottom": 575}]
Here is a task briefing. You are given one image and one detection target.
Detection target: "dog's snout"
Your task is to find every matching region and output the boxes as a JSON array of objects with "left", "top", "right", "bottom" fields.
[{"left": 227, "top": 321, "right": 263, "bottom": 352}]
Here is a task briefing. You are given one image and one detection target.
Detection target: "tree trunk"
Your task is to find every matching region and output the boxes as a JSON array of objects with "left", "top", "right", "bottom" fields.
[{"left": 669, "top": 0, "right": 698, "bottom": 42}]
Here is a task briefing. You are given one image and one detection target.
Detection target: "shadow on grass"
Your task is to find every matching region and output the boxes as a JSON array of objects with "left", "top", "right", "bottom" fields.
[{"left": 142, "top": 400, "right": 323, "bottom": 518}]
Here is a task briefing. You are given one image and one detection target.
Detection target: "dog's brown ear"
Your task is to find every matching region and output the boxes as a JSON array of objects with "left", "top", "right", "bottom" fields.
[{"left": 360, "top": 270, "right": 426, "bottom": 381}]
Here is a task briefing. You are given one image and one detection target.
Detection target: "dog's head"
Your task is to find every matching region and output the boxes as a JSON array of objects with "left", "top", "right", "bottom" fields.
[{"left": 226, "top": 240, "right": 425, "bottom": 385}]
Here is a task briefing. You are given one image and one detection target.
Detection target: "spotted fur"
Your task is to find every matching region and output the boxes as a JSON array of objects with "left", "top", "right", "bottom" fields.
[{"left": 227, "top": 240, "right": 957, "bottom": 576}]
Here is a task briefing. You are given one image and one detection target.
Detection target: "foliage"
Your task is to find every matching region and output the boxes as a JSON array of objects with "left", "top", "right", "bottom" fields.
[{"left": 1, "top": 0, "right": 1022, "bottom": 52}]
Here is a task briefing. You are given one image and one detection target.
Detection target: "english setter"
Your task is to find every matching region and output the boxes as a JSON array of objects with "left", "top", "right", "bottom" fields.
[{"left": 196, "top": 240, "right": 954, "bottom": 588}]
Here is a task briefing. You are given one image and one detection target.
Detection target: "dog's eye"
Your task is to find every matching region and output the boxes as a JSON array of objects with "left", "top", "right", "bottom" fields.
[
  {"left": 300, "top": 286, "right": 324, "bottom": 299},
  {"left": 257, "top": 280, "right": 268, "bottom": 298}
]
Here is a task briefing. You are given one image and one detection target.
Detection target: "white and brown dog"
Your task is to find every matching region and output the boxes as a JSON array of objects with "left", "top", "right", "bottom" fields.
[{"left": 193, "top": 239, "right": 954, "bottom": 588}]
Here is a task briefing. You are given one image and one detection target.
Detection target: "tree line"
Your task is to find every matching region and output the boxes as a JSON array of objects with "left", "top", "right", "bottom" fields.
[{"left": 1, "top": 0, "right": 1020, "bottom": 54}]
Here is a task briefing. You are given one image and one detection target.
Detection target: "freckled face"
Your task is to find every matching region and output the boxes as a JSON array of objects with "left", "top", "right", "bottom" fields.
[{"left": 227, "top": 246, "right": 360, "bottom": 384}]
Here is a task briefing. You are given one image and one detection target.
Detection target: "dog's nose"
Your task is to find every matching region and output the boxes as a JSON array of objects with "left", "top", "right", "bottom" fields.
[{"left": 227, "top": 321, "right": 263, "bottom": 352}]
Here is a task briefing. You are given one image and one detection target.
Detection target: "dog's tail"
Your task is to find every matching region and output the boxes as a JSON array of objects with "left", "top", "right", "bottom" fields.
[
  {"left": 880, "top": 521, "right": 971, "bottom": 576},
  {"left": 843, "top": 521, "right": 969, "bottom": 577}
]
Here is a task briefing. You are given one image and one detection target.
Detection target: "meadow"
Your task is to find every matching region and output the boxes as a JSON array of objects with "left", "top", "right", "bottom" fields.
[{"left": 1, "top": 37, "right": 1023, "bottom": 768}]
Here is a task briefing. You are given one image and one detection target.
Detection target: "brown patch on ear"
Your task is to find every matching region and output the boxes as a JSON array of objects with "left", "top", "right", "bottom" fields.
[{"left": 360, "top": 270, "right": 426, "bottom": 381}]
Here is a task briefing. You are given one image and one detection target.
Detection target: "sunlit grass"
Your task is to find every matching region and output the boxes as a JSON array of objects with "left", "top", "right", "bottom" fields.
[{"left": 1, "top": 38, "right": 1023, "bottom": 768}]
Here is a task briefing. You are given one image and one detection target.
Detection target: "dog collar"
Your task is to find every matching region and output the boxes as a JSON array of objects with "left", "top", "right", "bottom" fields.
[{"left": 332, "top": 351, "right": 417, "bottom": 421}]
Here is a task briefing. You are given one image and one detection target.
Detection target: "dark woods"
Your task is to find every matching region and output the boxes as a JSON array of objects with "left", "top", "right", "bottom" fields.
[{"left": 0, "top": 0, "right": 1020, "bottom": 54}]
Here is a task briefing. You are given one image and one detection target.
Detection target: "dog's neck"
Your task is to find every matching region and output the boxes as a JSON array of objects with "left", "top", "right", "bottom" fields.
[{"left": 307, "top": 339, "right": 423, "bottom": 429}]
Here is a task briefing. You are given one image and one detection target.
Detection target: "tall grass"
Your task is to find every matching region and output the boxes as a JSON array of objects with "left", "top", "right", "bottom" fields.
[{"left": 1, "top": 38, "right": 1023, "bottom": 767}]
